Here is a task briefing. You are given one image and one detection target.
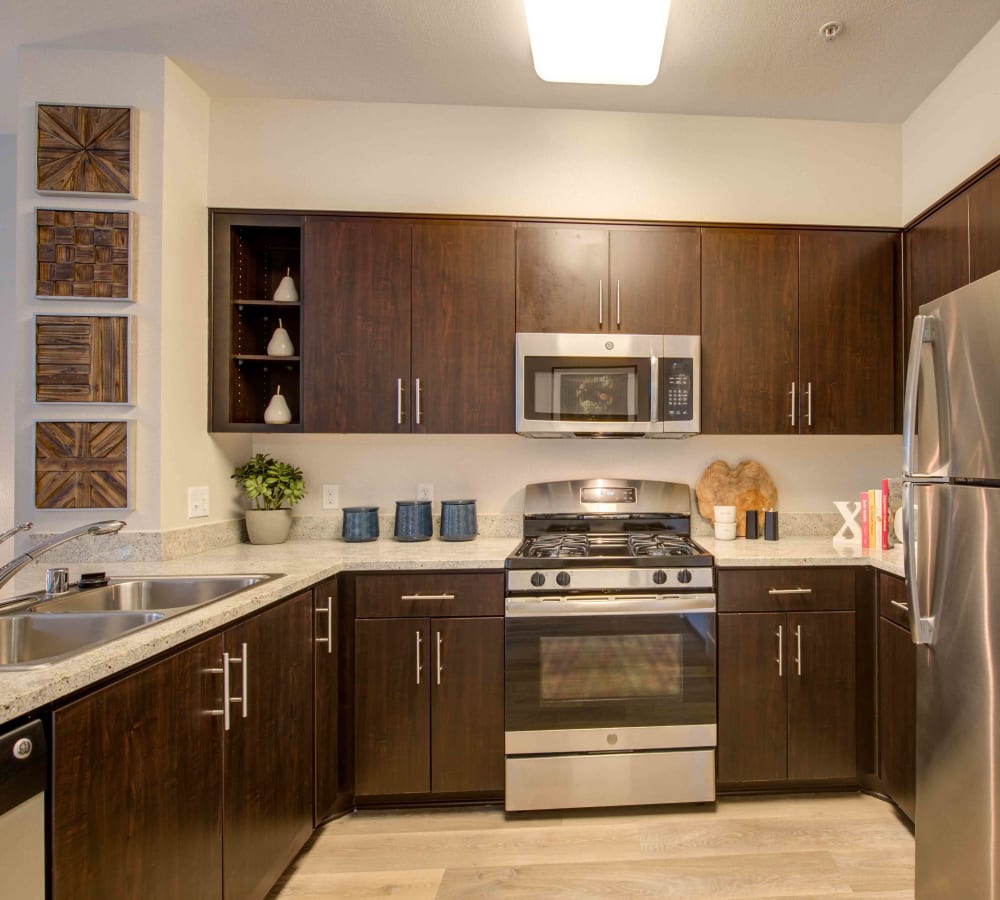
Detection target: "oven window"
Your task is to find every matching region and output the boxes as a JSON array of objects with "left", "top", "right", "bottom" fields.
[
  {"left": 522, "top": 356, "right": 651, "bottom": 422},
  {"left": 540, "top": 634, "right": 681, "bottom": 702}
]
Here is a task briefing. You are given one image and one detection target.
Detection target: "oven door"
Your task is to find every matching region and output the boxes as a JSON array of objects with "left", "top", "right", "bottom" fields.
[{"left": 504, "top": 594, "right": 716, "bottom": 754}]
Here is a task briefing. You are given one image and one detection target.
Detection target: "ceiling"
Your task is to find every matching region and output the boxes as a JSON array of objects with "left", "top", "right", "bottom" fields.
[{"left": 2, "top": 0, "right": 999, "bottom": 135}]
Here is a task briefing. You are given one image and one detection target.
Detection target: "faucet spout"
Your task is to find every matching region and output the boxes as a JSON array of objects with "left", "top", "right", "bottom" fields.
[
  {"left": 0, "top": 522, "right": 33, "bottom": 546},
  {"left": 0, "top": 520, "right": 127, "bottom": 594}
]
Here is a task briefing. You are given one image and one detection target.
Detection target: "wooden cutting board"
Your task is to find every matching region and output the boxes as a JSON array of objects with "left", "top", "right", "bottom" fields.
[{"left": 695, "top": 460, "right": 778, "bottom": 537}]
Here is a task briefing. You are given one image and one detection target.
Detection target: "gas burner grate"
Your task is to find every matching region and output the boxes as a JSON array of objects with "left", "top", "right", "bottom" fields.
[
  {"left": 628, "top": 533, "right": 695, "bottom": 557},
  {"left": 523, "top": 534, "right": 591, "bottom": 558}
]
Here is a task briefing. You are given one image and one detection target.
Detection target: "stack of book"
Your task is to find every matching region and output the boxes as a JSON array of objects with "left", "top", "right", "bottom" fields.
[{"left": 860, "top": 478, "right": 891, "bottom": 550}]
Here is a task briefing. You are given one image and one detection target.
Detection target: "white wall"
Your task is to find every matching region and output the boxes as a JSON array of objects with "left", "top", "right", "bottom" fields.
[
  {"left": 0, "top": 134, "right": 16, "bottom": 558},
  {"left": 209, "top": 100, "right": 901, "bottom": 226},
  {"left": 902, "top": 17, "right": 1000, "bottom": 223},
  {"left": 159, "top": 60, "right": 250, "bottom": 530}
]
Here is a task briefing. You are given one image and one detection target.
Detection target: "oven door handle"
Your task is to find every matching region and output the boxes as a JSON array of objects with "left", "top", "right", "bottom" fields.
[{"left": 505, "top": 594, "right": 716, "bottom": 616}]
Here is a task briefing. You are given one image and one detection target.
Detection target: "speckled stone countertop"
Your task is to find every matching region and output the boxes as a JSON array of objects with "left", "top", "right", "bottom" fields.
[{"left": 0, "top": 535, "right": 902, "bottom": 727}]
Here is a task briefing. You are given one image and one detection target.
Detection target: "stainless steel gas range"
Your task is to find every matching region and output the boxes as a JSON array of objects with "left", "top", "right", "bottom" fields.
[{"left": 504, "top": 478, "right": 717, "bottom": 812}]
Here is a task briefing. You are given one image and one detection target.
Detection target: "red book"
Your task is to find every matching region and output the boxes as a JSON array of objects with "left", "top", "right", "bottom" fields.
[
  {"left": 860, "top": 491, "right": 870, "bottom": 549},
  {"left": 881, "top": 478, "right": 890, "bottom": 550}
]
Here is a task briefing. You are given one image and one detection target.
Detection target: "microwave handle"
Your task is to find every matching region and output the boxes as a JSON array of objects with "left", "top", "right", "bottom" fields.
[{"left": 649, "top": 356, "right": 659, "bottom": 424}]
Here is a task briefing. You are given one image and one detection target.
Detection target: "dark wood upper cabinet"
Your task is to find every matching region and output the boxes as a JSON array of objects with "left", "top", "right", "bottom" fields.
[
  {"left": 905, "top": 193, "right": 969, "bottom": 321},
  {"left": 515, "top": 224, "right": 700, "bottom": 334},
  {"left": 302, "top": 217, "right": 412, "bottom": 433},
  {"left": 701, "top": 229, "right": 798, "bottom": 433},
  {"left": 516, "top": 226, "right": 608, "bottom": 333},
  {"left": 969, "top": 164, "right": 1000, "bottom": 283},
  {"left": 52, "top": 635, "right": 225, "bottom": 900},
  {"left": 411, "top": 222, "right": 515, "bottom": 433},
  {"left": 798, "top": 231, "right": 897, "bottom": 434}
]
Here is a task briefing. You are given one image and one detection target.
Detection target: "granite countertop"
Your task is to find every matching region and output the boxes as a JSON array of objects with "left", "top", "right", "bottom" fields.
[{"left": 0, "top": 534, "right": 902, "bottom": 727}]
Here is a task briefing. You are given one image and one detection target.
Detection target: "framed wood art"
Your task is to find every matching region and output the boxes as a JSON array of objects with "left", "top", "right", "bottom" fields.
[
  {"left": 35, "top": 314, "right": 133, "bottom": 404},
  {"left": 35, "top": 420, "right": 133, "bottom": 510},
  {"left": 35, "top": 209, "right": 133, "bottom": 300},
  {"left": 36, "top": 103, "right": 134, "bottom": 196}
]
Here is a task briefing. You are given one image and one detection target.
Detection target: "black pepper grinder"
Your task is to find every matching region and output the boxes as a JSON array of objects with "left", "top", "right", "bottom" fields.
[
  {"left": 764, "top": 508, "right": 779, "bottom": 541},
  {"left": 745, "top": 509, "right": 760, "bottom": 540}
]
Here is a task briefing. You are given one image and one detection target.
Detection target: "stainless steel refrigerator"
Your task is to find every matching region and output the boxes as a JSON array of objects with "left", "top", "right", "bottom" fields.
[{"left": 903, "top": 267, "right": 1000, "bottom": 899}]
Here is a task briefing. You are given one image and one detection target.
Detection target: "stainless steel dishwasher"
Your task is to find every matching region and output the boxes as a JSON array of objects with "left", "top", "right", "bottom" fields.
[{"left": 0, "top": 719, "right": 46, "bottom": 899}]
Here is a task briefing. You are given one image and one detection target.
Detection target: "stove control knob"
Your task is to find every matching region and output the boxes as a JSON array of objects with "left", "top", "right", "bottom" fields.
[
  {"left": 677, "top": 569, "right": 693, "bottom": 584},
  {"left": 556, "top": 571, "right": 571, "bottom": 587},
  {"left": 530, "top": 572, "right": 546, "bottom": 587},
  {"left": 652, "top": 570, "right": 668, "bottom": 585}
]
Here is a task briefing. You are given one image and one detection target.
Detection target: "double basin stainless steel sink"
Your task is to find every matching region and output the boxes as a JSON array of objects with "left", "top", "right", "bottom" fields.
[{"left": 0, "top": 575, "right": 277, "bottom": 669}]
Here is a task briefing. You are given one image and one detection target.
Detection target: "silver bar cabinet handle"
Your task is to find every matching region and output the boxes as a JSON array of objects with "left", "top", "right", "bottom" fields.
[
  {"left": 795, "top": 624, "right": 802, "bottom": 676},
  {"left": 805, "top": 382, "right": 813, "bottom": 427},
  {"left": 401, "top": 592, "right": 456, "bottom": 601},
  {"left": 776, "top": 625, "right": 784, "bottom": 677},
  {"left": 616, "top": 279, "right": 621, "bottom": 327},
  {"left": 890, "top": 600, "right": 909, "bottom": 613},
  {"left": 436, "top": 631, "right": 443, "bottom": 685},
  {"left": 415, "top": 630, "right": 423, "bottom": 685},
  {"left": 315, "top": 595, "right": 333, "bottom": 654},
  {"left": 396, "top": 378, "right": 404, "bottom": 425},
  {"left": 788, "top": 382, "right": 796, "bottom": 427},
  {"left": 768, "top": 587, "right": 813, "bottom": 596},
  {"left": 598, "top": 280, "right": 603, "bottom": 327},
  {"left": 207, "top": 656, "right": 231, "bottom": 731},
  {"left": 415, "top": 378, "right": 423, "bottom": 425}
]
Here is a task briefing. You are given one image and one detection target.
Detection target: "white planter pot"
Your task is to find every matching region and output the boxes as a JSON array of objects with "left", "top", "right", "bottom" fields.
[{"left": 245, "top": 508, "right": 293, "bottom": 545}]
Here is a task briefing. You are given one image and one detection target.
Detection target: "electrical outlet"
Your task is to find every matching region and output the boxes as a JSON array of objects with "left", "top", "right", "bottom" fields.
[
  {"left": 187, "top": 486, "right": 209, "bottom": 518},
  {"left": 417, "top": 483, "right": 434, "bottom": 502},
  {"left": 322, "top": 484, "right": 340, "bottom": 509}
]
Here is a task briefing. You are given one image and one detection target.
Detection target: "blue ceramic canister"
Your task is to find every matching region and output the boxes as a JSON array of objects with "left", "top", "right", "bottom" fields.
[
  {"left": 394, "top": 500, "right": 433, "bottom": 542},
  {"left": 342, "top": 506, "right": 379, "bottom": 542},
  {"left": 440, "top": 499, "right": 478, "bottom": 541}
]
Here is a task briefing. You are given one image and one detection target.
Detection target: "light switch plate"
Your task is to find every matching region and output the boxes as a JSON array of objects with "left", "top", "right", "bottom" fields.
[
  {"left": 323, "top": 484, "right": 340, "bottom": 509},
  {"left": 187, "top": 486, "right": 209, "bottom": 518}
]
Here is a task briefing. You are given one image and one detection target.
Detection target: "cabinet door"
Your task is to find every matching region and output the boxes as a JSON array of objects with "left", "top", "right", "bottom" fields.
[
  {"left": 355, "top": 617, "right": 431, "bottom": 796},
  {"left": 52, "top": 635, "right": 225, "bottom": 900},
  {"left": 224, "top": 591, "right": 314, "bottom": 900},
  {"left": 608, "top": 227, "right": 701, "bottom": 334},
  {"left": 701, "top": 229, "right": 798, "bottom": 433},
  {"left": 799, "top": 231, "right": 896, "bottom": 434},
  {"left": 879, "top": 617, "right": 916, "bottom": 822},
  {"left": 969, "top": 164, "right": 1000, "bottom": 283},
  {"left": 787, "top": 611, "right": 856, "bottom": 781},
  {"left": 431, "top": 617, "right": 505, "bottom": 794},
  {"left": 302, "top": 217, "right": 411, "bottom": 432},
  {"left": 411, "top": 222, "right": 515, "bottom": 433},
  {"left": 516, "top": 226, "right": 609, "bottom": 332},
  {"left": 314, "top": 577, "right": 352, "bottom": 824},
  {"left": 717, "top": 612, "right": 788, "bottom": 784}
]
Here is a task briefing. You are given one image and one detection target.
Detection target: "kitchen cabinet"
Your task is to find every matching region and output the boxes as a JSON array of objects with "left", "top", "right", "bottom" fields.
[
  {"left": 353, "top": 572, "right": 505, "bottom": 800},
  {"left": 210, "top": 212, "right": 304, "bottom": 432},
  {"left": 515, "top": 224, "right": 700, "bottom": 334},
  {"left": 51, "top": 590, "right": 314, "bottom": 900},
  {"left": 878, "top": 573, "right": 916, "bottom": 822},
  {"left": 717, "top": 568, "right": 857, "bottom": 787},
  {"left": 313, "top": 576, "right": 354, "bottom": 824},
  {"left": 302, "top": 218, "right": 514, "bottom": 433},
  {"left": 969, "top": 163, "right": 1000, "bottom": 283},
  {"left": 702, "top": 228, "right": 897, "bottom": 434}
]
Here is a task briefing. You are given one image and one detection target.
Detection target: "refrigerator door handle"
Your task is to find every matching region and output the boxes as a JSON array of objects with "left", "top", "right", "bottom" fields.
[
  {"left": 903, "top": 314, "right": 952, "bottom": 480},
  {"left": 904, "top": 481, "right": 935, "bottom": 645}
]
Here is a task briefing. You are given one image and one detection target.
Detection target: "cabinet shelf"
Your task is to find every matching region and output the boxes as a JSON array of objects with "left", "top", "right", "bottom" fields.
[
  {"left": 232, "top": 300, "right": 302, "bottom": 307},
  {"left": 233, "top": 355, "right": 301, "bottom": 362}
]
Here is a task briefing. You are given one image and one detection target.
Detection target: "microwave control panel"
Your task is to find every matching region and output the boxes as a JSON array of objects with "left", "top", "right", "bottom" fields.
[{"left": 662, "top": 358, "right": 694, "bottom": 420}]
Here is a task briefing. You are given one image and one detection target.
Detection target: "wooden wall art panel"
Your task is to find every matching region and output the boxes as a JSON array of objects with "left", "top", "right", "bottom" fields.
[
  {"left": 36, "top": 209, "right": 132, "bottom": 299},
  {"left": 36, "top": 421, "right": 130, "bottom": 510},
  {"left": 36, "top": 104, "right": 133, "bottom": 195},
  {"left": 36, "top": 315, "right": 130, "bottom": 403}
]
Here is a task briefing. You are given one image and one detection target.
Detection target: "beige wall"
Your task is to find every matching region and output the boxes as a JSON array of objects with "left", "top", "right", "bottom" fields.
[
  {"left": 902, "top": 17, "right": 1000, "bottom": 223},
  {"left": 0, "top": 134, "right": 15, "bottom": 557},
  {"left": 209, "top": 99, "right": 901, "bottom": 226}
]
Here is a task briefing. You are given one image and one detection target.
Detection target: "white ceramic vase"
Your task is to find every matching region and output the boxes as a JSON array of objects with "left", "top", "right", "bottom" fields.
[
  {"left": 264, "top": 386, "right": 292, "bottom": 425},
  {"left": 245, "top": 508, "right": 292, "bottom": 545},
  {"left": 273, "top": 268, "right": 299, "bottom": 303},
  {"left": 267, "top": 318, "right": 294, "bottom": 357}
]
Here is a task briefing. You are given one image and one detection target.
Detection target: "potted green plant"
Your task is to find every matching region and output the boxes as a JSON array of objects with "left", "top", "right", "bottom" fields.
[{"left": 231, "top": 453, "right": 307, "bottom": 545}]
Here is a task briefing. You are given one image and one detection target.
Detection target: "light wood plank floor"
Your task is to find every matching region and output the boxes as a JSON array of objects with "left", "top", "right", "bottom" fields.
[{"left": 270, "top": 794, "right": 914, "bottom": 899}]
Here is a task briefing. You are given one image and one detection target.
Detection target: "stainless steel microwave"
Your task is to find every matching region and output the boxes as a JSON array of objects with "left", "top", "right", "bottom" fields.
[{"left": 515, "top": 333, "right": 700, "bottom": 438}]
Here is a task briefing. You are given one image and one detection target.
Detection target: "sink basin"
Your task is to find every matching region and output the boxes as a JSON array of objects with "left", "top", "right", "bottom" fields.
[
  {"left": 0, "top": 612, "right": 164, "bottom": 669},
  {"left": 33, "top": 575, "right": 273, "bottom": 614}
]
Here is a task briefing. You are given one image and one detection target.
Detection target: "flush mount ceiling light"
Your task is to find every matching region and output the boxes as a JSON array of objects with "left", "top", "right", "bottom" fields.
[{"left": 524, "top": 0, "right": 672, "bottom": 86}]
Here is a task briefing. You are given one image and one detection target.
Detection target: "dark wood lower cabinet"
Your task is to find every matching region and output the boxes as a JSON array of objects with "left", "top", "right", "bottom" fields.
[
  {"left": 879, "top": 617, "right": 917, "bottom": 821},
  {"left": 52, "top": 634, "right": 225, "bottom": 900}
]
